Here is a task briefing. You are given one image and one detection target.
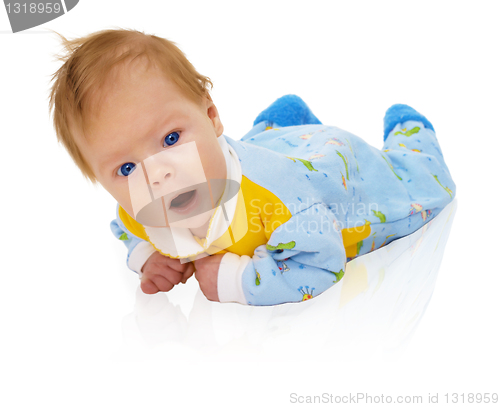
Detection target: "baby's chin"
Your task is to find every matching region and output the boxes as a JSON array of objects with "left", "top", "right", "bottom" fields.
[
  {"left": 168, "top": 207, "right": 216, "bottom": 228},
  {"left": 138, "top": 202, "right": 217, "bottom": 229}
]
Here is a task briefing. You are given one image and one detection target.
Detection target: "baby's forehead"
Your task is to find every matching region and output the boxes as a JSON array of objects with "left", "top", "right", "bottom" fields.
[
  {"left": 79, "top": 61, "right": 204, "bottom": 146},
  {"left": 93, "top": 63, "right": 188, "bottom": 114},
  {"left": 81, "top": 68, "right": 150, "bottom": 131},
  {"left": 92, "top": 63, "right": 143, "bottom": 105}
]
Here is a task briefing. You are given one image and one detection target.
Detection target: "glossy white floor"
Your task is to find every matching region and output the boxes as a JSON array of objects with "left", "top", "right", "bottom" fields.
[
  {"left": 2, "top": 2, "right": 498, "bottom": 406},
  {"left": 121, "top": 199, "right": 458, "bottom": 359}
]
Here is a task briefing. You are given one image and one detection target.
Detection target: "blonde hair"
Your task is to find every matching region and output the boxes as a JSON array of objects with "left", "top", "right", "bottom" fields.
[{"left": 48, "top": 27, "right": 213, "bottom": 184}]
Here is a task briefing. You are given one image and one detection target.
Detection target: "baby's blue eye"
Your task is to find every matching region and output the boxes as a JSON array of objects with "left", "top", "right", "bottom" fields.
[
  {"left": 117, "top": 162, "right": 136, "bottom": 177},
  {"left": 164, "top": 131, "right": 180, "bottom": 147}
]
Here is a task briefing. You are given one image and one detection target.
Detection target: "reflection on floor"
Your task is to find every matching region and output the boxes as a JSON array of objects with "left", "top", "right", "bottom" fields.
[{"left": 121, "top": 199, "right": 457, "bottom": 360}]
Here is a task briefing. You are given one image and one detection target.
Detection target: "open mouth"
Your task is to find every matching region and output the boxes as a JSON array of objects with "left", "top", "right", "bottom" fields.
[{"left": 169, "top": 189, "right": 196, "bottom": 209}]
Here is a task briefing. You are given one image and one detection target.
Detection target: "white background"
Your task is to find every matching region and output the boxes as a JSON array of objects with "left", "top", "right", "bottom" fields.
[{"left": 1, "top": 1, "right": 499, "bottom": 406}]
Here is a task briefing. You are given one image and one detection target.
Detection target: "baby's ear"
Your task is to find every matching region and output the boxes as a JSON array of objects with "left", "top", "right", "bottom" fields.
[{"left": 205, "top": 97, "right": 224, "bottom": 137}]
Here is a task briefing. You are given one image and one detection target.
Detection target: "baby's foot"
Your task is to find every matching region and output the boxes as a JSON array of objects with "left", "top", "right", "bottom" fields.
[{"left": 383, "top": 104, "right": 434, "bottom": 141}]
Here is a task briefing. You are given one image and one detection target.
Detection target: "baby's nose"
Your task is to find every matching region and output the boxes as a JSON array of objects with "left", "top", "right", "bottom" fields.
[
  {"left": 149, "top": 171, "right": 172, "bottom": 187},
  {"left": 149, "top": 170, "right": 172, "bottom": 186}
]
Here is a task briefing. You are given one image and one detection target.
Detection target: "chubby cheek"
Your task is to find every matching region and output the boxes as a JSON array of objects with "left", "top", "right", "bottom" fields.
[
  {"left": 199, "top": 154, "right": 225, "bottom": 200},
  {"left": 108, "top": 179, "right": 173, "bottom": 226},
  {"left": 202, "top": 142, "right": 226, "bottom": 179},
  {"left": 211, "top": 157, "right": 228, "bottom": 208},
  {"left": 215, "top": 149, "right": 228, "bottom": 184}
]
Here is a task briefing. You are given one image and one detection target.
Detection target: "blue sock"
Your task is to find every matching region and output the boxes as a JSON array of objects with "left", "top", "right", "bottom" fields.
[
  {"left": 383, "top": 104, "right": 435, "bottom": 141},
  {"left": 253, "top": 94, "right": 322, "bottom": 127}
]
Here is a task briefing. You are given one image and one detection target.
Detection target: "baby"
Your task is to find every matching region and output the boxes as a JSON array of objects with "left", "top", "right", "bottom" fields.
[{"left": 49, "top": 28, "right": 456, "bottom": 306}]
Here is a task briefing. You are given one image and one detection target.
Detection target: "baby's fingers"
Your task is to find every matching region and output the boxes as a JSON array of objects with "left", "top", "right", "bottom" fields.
[
  {"left": 141, "top": 275, "right": 174, "bottom": 294},
  {"left": 140, "top": 277, "right": 159, "bottom": 295},
  {"left": 151, "top": 275, "right": 175, "bottom": 292},
  {"left": 162, "top": 267, "right": 184, "bottom": 286},
  {"left": 181, "top": 262, "right": 195, "bottom": 284},
  {"left": 163, "top": 256, "right": 185, "bottom": 272}
]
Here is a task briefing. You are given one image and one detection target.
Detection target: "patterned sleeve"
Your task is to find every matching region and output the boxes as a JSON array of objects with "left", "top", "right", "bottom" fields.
[{"left": 217, "top": 203, "right": 347, "bottom": 305}]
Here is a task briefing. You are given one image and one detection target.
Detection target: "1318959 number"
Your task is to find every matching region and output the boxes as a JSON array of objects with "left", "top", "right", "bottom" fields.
[
  {"left": 445, "top": 393, "right": 498, "bottom": 404},
  {"left": 5, "top": 3, "right": 62, "bottom": 14}
]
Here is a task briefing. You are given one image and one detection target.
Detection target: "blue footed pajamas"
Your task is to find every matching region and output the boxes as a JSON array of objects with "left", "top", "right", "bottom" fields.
[
  {"left": 223, "top": 96, "right": 456, "bottom": 305},
  {"left": 111, "top": 95, "right": 456, "bottom": 306}
]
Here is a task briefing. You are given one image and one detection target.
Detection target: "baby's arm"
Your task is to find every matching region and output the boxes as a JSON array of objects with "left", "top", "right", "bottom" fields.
[
  {"left": 109, "top": 217, "right": 155, "bottom": 276},
  {"left": 196, "top": 203, "right": 347, "bottom": 306},
  {"left": 110, "top": 215, "right": 194, "bottom": 293}
]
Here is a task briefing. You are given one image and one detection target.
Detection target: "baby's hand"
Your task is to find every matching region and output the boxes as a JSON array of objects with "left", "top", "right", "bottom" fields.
[
  {"left": 140, "top": 251, "right": 195, "bottom": 294},
  {"left": 194, "top": 254, "right": 225, "bottom": 302}
]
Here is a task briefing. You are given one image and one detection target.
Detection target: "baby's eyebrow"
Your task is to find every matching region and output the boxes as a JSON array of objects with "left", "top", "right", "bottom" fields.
[
  {"left": 99, "top": 155, "right": 122, "bottom": 173},
  {"left": 100, "top": 113, "right": 179, "bottom": 174},
  {"left": 99, "top": 147, "right": 140, "bottom": 173},
  {"left": 97, "top": 144, "right": 137, "bottom": 173}
]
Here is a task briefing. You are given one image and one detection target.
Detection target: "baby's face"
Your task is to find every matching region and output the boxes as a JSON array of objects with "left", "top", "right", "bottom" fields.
[{"left": 75, "top": 60, "right": 226, "bottom": 229}]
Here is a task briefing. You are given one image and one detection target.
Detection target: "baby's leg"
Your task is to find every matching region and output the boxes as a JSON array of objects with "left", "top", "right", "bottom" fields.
[
  {"left": 240, "top": 94, "right": 322, "bottom": 142},
  {"left": 381, "top": 104, "right": 456, "bottom": 208},
  {"left": 253, "top": 94, "right": 322, "bottom": 127},
  {"left": 382, "top": 104, "right": 450, "bottom": 174}
]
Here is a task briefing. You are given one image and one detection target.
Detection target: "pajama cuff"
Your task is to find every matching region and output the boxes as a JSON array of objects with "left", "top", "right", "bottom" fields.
[
  {"left": 128, "top": 241, "right": 157, "bottom": 278},
  {"left": 217, "top": 252, "right": 250, "bottom": 304}
]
